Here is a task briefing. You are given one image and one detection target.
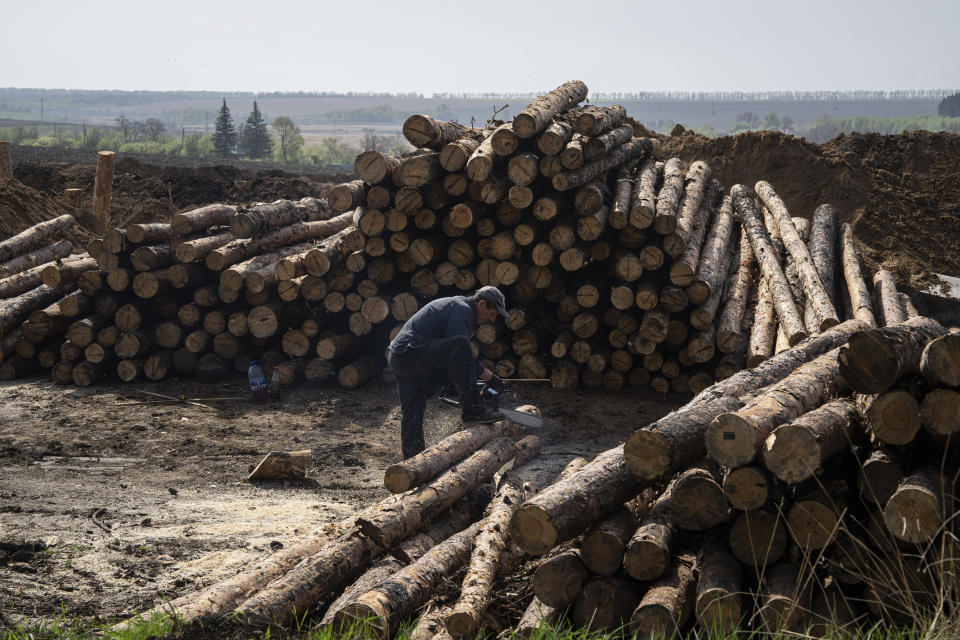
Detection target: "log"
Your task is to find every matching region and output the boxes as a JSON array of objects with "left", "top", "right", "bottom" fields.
[
  {"left": 489, "top": 124, "right": 518, "bottom": 157},
  {"left": 668, "top": 179, "right": 721, "bottom": 286},
  {"left": 93, "top": 151, "right": 115, "bottom": 230},
  {"left": 883, "top": 468, "right": 945, "bottom": 544},
  {"left": 466, "top": 125, "right": 507, "bottom": 182},
  {"left": 355, "top": 151, "right": 401, "bottom": 185},
  {"left": 762, "top": 399, "right": 858, "bottom": 484},
  {"left": 232, "top": 198, "right": 331, "bottom": 238},
  {"left": 837, "top": 316, "right": 947, "bottom": 393},
  {"left": 171, "top": 204, "right": 237, "bottom": 236},
  {"left": 717, "top": 228, "right": 755, "bottom": 352},
  {"left": 580, "top": 490, "right": 653, "bottom": 576},
  {"left": 690, "top": 237, "right": 737, "bottom": 331},
  {"left": 129, "top": 244, "right": 170, "bottom": 272},
  {"left": 727, "top": 507, "right": 787, "bottom": 567},
  {"left": 513, "top": 81, "right": 588, "bottom": 139},
  {"left": 748, "top": 274, "right": 777, "bottom": 366},
  {"left": 652, "top": 158, "right": 684, "bottom": 235},
  {"left": 126, "top": 222, "right": 174, "bottom": 245},
  {"left": 758, "top": 563, "right": 810, "bottom": 632},
  {"left": 234, "top": 437, "right": 534, "bottom": 626},
  {"left": 663, "top": 161, "right": 711, "bottom": 258},
  {"left": 624, "top": 396, "right": 744, "bottom": 480},
  {"left": 787, "top": 480, "right": 845, "bottom": 550},
  {"left": 511, "top": 444, "right": 647, "bottom": 555},
  {"left": 628, "top": 158, "right": 662, "bottom": 230},
  {"left": 552, "top": 138, "right": 653, "bottom": 191},
  {"left": 572, "top": 576, "right": 639, "bottom": 632},
  {"left": 144, "top": 351, "right": 175, "bottom": 381},
  {"left": 0, "top": 240, "right": 74, "bottom": 280},
  {"left": 338, "top": 353, "right": 381, "bottom": 389},
  {"left": 695, "top": 535, "right": 743, "bottom": 632},
  {"left": 445, "top": 453, "right": 552, "bottom": 638},
  {"left": 623, "top": 493, "right": 676, "bottom": 582},
  {"left": 575, "top": 105, "right": 627, "bottom": 136},
  {"left": 174, "top": 231, "right": 234, "bottom": 264},
  {"left": 731, "top": 184, "right": 807, "bottom": 345},
  {"left": 860, "top": 390, "right": 922, "bottom": 445},
  {"left": 705, "top": 347, "right": 844, "bottom": 468},
  {"left": 692, "top": 318, "right": 867, "bottom": 405},
  {"left": 560, "top": 135, "right": 584, "bottom": 170},
  {"left": 40, "top": 255, "right": 97, "bottom": 286},
  {"left": 803, "top": 203, "right": 838, "bottom": 332},
  {"left": 688, "top": 195, "right": 736, "bottom": 304},
  {"left": 872, "top": 269, "right": 905, "bottom": 327},
  {"left": 839, "top": 223, "right": 876, "bottom": 327},
  {"left": 320, "top": 485, "right": 493, "bottom": 630},
  {"left": 0, "top": 283, "right": 73, "bottom": 337},
  {"left": 404, "top": 115, "right": 482, "bottom": 149},
  {"left": 115, "top": 330, "right": 153, "bottom": 359},
  {"left": 0, "top": 214, "right": 76, "bottom": 266},
  {"left": 920, "top": 388, "right": 960, "bottom": 436},
  {"left": 858, "top": 445, "right": 904, "bottom": 506},
  {"left": 609, "top": 161, "right": 637, "bottom": 229},
  {"left": 583, "top": 124, "right": 634, "bottom": 163},
  {"left": 531, "top": 548, "right": 589, "bottom": 608},
  {"left": 513, "top": 597, "right": 559, "bottom": 639},
  {"left": 756, "top": 181, "right": 839, "bottom": 330},
  {"left": 629, "top": 553, "right": 698, "bottom": 640},
  {"left": 669, "top": 463, "right": 728, "bottom": 530}
]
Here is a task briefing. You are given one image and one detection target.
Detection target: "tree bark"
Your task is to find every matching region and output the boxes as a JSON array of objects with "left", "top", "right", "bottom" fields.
[
  {"left": 629, "top": 554, "right": 698, "bottom": 640},
  {"left": 837, "top": 315, "right": 947, "bottom": 393},
  {"left": 838, "top": 223, "right": 876, "bottom": 327},
  {"left": 513, "top": 597, "right": 558, "bottom": 639},
  {"left": 717, "top": 228, "right": 755, "bottom": 353},
  {"left": 39, "top": 255, "right": 97, "bottom": 286},
  {"left": 762, "top": 399, "right": 858, "bottom": 484},
  {"left": 755, "top": 182, "right": 839, "bottom": 330},
  {"left": 126, "top": 222, "right": 175, "bottom": 245},
  {"left": 706, "top": 347, "right": 844, "bottom": 468},
  {"left": 440, "top": 137, "right": 483, "bottom": 173},
  {"left": 872, "top": 268, "right": 905, "bottom": 327},
  {"left": 466, "top": 125, "right": 508, "bottom": 182},
  {"left": 663, "top": 161, "right": 712, "bottom": 258},
  {"left": 758, "top": 563, "right": 811, "bottom": 632},
  {"left": 731, "top": 184, "right": 807, "bottom": 345},
  {"left": 552, "top": 138, "right": 653, "bottom": 192},
  {"left": 174, "top": 231, "right": 234, "bottom": 264},
  {"left": 858, "top": 445, "right": 904, "bottom": 506},
  {"left": 690, "top": 236, "right": 737, "bottom": 331},
  {"left": 512, "top": 81, "right": 588, "bottom": 139}
]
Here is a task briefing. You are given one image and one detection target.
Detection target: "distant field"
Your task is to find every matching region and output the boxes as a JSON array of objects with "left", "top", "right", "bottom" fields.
[{"left": 0, "top": 90, "right": 944, "bottom": 137}]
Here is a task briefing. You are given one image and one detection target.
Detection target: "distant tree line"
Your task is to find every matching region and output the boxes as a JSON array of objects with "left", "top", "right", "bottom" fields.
[{"left": 938, "top": 92, "right": 960, "bottom": 117}]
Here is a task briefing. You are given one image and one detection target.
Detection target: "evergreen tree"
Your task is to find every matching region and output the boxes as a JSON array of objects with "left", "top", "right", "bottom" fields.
[
  {"left": 212, "top": 99, "right": 237, "bottom": 157},
  {"left": 242, "top": 101, "right": 273, "bottom": 159},
  {"left": 938, "top": 92, "right": 960, "bottom": 118}
]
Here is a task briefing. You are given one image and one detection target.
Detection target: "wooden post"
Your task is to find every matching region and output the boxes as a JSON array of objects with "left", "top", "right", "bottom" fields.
[
  {"left": 64, "top": 188, "right": 83, "bottom": 209},
  {"left": 0, "top": 141, "right": 13, "bottom": 181},
  {"left": 93, "top": 150, "right": 115, "bottom": 231}
]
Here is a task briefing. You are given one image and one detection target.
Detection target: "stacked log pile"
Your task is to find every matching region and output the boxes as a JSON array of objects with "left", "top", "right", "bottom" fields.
[
  {"left": 1, "top": 79, "right": 925, "bottom": 398},
  {"left": 97, "top": 80, "right": 957, "bottom": 638}
]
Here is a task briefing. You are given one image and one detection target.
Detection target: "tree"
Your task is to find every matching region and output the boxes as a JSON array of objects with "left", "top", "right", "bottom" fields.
[
  {"left": 938, "top": 92, "right": 960, "bottom": 118},
  {"left": 361, "top": 128, "right": 389, "bottom": 152},
  {"left": 145, "top": 118, "right": 165, "bottom": 142},
  {"left": 735, "top": 112, "right": 760, "bottom": 128},
  {"left": 762, "top": 112, "right": 781, "bottom": 130},
  {"left": 242, "top": 101, "right": 273, "bottom": 159},
  {"left": 781, "top": 115, "right": 794, "bottom": 130},
  {"left": 272, "top": 116, "right": 304, "bottom": 162},
  {"left": 212, "top": 99, "right": 238, "bottom": 157},
  {"left": 116, "top": 114, "right": 133, "bottom": 143}
]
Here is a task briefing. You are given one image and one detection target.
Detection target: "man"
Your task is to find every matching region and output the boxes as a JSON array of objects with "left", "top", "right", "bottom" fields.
[{"left": 387, "top": 286, "right": 509, "bottom": 459}]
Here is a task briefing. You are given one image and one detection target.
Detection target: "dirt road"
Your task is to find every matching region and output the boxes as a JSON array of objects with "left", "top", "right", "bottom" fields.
[{"left": 0, "top": 376, "right": 680, "bottom": 626}]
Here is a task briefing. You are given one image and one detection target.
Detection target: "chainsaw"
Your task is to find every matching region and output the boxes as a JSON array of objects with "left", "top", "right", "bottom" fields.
[{"left": 438, "top": 382, "right": 557, "bottom": 432}]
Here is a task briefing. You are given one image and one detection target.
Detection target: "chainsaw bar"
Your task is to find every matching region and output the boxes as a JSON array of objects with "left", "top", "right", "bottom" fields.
[{"left": 498, "top": 407, "right": 557, "bottom": 433}]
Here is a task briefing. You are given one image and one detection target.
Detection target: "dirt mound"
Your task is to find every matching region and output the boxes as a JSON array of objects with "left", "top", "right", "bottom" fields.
[
  {"left": 0, "top": 180, "right": 95, "bottom": 248},
  {"left": 663, "top": 129, "right": 960, "bottom": 285},
  {"left": 9, "top": 157, "right": 340, "bottom": 237}
]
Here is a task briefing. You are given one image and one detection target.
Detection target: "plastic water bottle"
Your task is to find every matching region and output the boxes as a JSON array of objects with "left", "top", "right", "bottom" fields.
[
  {"left": 270, "top": 366, "right": 281, "bottom": 403},
  {"left": 248, "top": 360, "right": 269, "bottom": 404}
]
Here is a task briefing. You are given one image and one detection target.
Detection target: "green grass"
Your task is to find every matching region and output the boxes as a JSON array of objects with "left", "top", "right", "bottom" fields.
[{"left": 1, "top": 608, "right": 179, "bottom": 640}]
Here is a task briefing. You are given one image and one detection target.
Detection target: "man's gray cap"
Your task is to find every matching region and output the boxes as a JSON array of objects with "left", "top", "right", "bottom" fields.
[{"left": 475, "top": 286, "right": 509, "bottom": 318}]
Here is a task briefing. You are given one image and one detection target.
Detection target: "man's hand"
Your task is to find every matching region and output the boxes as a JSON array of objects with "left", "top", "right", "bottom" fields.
[{"left": 487, "top": 374, "right": 506, "bottom": 393}]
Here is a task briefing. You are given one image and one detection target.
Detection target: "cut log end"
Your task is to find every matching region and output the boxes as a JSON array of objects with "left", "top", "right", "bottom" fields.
[
  {"left": 762, "top": 426, "right": 821, "bottom": 484},
  {"left": 705, "top": 413, "right": 757, "bottom": 468},
  {"left": 511, "top": 504, "right": 557, "bottom": 556}
]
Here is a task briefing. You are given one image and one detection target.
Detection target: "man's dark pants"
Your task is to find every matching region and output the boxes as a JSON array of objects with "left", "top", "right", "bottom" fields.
[{"left": 387, "top": 335, "right": 482, "bottom": 459}]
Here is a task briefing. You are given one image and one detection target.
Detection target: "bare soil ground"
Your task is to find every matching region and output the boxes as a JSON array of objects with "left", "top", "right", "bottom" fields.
[{"left": 0, "top": 375, "right": 681, "bottom": 628}]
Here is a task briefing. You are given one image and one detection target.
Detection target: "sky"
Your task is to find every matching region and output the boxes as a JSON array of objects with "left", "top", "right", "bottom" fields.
[{"left": 2, "top": 0, "right": 957, "bottom": 94}]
